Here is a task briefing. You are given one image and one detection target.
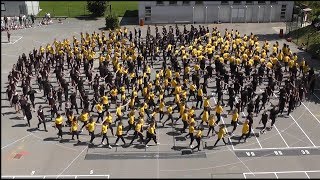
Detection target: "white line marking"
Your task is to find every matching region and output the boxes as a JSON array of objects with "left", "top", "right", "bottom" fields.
[
  {"left": 1, "top": 54, "right": 19, "bottom": 57},
  {"left": 233, "top": 146, "right": 319, "bottom": 151},
  {"left": 212, "top": 97, "right": 235, "bottom": 150},
  {"left": 274, "top": 172, "right": 279, "bottom": 179},
  {"left": 235, "top": 97, "right": 262, "bottom": 149},
  {"left": 243, "top": 173, "right": 247, "bottom": 179},
  {"left": 57, "top": 147, "right": 88, "bottom": 177},
  {"left": 305, "top": 172, "right": 310, "bottom": 179},
  {"left": 244, "top": 170, "right": 320, "bottom": 174},
  {"left": 1, "top": 134, "right": 32, "bottom": 150},
  {"left": 288, "top": 114, "right": 316, "bottom": 147},
  {"left": 226, "top": 142, "right": 255, "bottom": 177},
  {"left": 313, "top": 93, "right": 320, "bottom": 101},
  {"left": 274, "top": 125, "right": 289, "bottom": 148},
  {"left": 301, "top": 102, "right": 320, "bottom": 124},
  {"left": 1, "top": 175, "right": 110, "bottom": 178}
]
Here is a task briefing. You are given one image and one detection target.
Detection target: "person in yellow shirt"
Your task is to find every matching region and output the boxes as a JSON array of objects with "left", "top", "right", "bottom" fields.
[
  {"left": 114, "top": 121, "right": 126, "bottom": 146},
  {"left": 100, "top": 120, "right": 112, "bottom": 148},
  {"left": 95, "top": 101, "right": 104, "bottom": 123},
  {"left": 215, "top": 102, "right": 224, "bottom": 124},
  {"left": 129, "top": 119, "right": 144, "bottom": 145},
  {"left": 230, "top": 109, "right": 239, "bottom": 135},
  {"left": 191, "top": 126, "right": 203, "bottom": 152},
  {"left": 185, "top": 121, "right": 195, "bottom": 145},
  {"left": 213, "top": 124, "right": 228, "bottom": 147},
  {"left": 196, "top": 85, "right": 204, "bottom": 108},
  {"left": 206, "top": 115, "right": 217, "bottom": 137},
  {"left": 86, "top": 117, "right": 97, "bottom": 144},
  {"left": 125, "top": 109, "right": 136, "bottom": 134},
  {"left": 104, "top": 111, "right": 114, "bottom": 136},
  {"left": 55, "top": 114, "right": 64, "bottom": 139},
  {"left": 144, "top": 121, "right": 159, "bottom": 147},
  {"left": 70, "top": 116, "right": 81, "bottom": 143},
  {"left": 79, "top": 109, "right": 90, "bottom": 132},
  {"left": 200, "top": 109, "right": 209, "bottom": 126},
  {"left": 162, "top": 104, "right": 173, "bottom": 127},
  {"left": 238, "top": 120, "right": 250, "bottom": 142}
]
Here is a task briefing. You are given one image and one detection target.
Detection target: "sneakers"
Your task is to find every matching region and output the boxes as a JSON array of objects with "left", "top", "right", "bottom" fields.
[
  {"left": 115, "top": 143, "right": 119, "bottom": 146},
  {"left": 108, "top": 145, "right": 112, "bottom": 149},
  {"left": 156, "top": 142, "right": 160, "bottom": 145},
  {"left": 145, "top": 144, "right": 149, "bottom": 148},
  {"left": 101, "top": 142, "right": 106, "bottom": 145}
]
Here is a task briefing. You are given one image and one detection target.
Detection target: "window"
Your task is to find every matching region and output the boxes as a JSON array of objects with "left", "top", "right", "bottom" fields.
[
  {"left": 281, "top": 4, "right": 286, "bottom": 9},
  {"left": 270, "top": 1, "right": 278, "bottom": 4},
  {"left": 1, "top": 3, "right": 5, "bottom": 11},
  {"left": 195, "top": 1, "right": 203, "bottom": 5},
  {"left": 233, "top": 1, "right": 241, "bottom": 4},
  {"left": 156, "top": 1, "right": 164, "bottom": 5},
  {"left": 258, "top": 1, "right": 265, "bottom": 4},
  {"left": 169, "top": 1, "right": 178, "bottom": 5},
  {"left": 145, "top": 6, "right": 151, "bottom": 21},
  {"left": 245, "top": 1, "right": 252, "bottom": 4},
  {"left": 281, "top": 14, "right": 285, "bottom": 19},
  {"left": 183, "top": 1, "right": 190, "bottom": 5},
  {"left": 221, "top": 1, "right": 229, "bottom": 5}
]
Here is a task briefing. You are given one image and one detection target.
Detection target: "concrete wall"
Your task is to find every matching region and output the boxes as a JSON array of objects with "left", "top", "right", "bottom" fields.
[
  {"left": 139, "top": 1, "right": 294, "bottom": 24},
  {"left": 1, "top": 1, "right": 39, "bottom": 17}
]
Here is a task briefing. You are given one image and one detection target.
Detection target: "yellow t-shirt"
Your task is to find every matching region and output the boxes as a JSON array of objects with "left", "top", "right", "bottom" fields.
[
  {"left": 242, "top": 122, "right": 249, "bottom": 134},
  {"left": 101, "top": 124, "right": 109, "bottom": 134},
  {"left": 218, "top": 128, "right": 226, "bottom": 139},
  {"left": 116, "top": 125, "right": 123, "bottom": 136},
  {"left": 216, "top": 106, "right": 223, "bottom": 114},
  {"left": 86, "top": 122, "right": 96, "bottom": 132},
  {"left": 232, "top": 112, "right": 239, "bottom": 122}
]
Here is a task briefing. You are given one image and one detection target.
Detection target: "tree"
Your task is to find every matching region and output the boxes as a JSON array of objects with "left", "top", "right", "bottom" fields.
[
  {"left": 87, "top": 1, "right": 106, "bottom": 17},
  {"left": 105, "top": 13, "right": 119, "bottom": 30}
]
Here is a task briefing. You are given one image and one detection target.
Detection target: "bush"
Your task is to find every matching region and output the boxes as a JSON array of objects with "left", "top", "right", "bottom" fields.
[
  {"left": 105, "top": 14, "right": 119, "bottom": 30},
  {"left": 87, "top": 1, "right": 107, "bottom": 17}
]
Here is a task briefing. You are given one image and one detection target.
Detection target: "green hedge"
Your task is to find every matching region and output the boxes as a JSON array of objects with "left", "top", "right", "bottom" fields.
[{"left": 105, "top": 14, "right": 119, "bottom": 30}]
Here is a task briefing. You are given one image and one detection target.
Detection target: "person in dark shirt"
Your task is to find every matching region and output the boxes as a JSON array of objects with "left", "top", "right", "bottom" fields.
[{"left": 37, "top": 105, "right": 47, "bottom": 131}]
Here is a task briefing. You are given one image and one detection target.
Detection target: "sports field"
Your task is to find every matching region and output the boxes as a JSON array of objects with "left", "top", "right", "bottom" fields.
[
  {"left": 1, "top": 19, "right": 320, "bottom": 178},
  {"left": 38, "top": 1, "right": 138, "bottom": 17}
]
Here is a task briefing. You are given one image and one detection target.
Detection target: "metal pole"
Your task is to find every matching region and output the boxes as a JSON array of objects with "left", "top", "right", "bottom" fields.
[
  {"left": 206, "top": 6, "right": 207, "bottom": 24},
  {"left": 270, "top": 5, "right": 272, "bottom": 23},
  {"left": 245, "top": 6, "right": 247, "bottom": 23},
  {"left": 192, "top": 6, "right": 194, "bottom": 24},
  {"left": 218, "top": 6, "right": 220, "bottom": 23},
  {"left": 258, "top": 6, "right": 260, "bottom": 23},
  {"left": 230, "top": 6, "right": 233, "bottom": 23}
]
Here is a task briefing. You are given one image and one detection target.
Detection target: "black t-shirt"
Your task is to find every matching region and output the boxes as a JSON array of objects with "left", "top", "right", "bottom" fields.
[{"left": 28, "top": 89, "right": 36, "bottom": 100}]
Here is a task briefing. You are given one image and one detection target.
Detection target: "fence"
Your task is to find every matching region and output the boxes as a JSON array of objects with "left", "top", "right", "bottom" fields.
[{"left": 38, "top": 4, "right": 91, "bottom": 18}]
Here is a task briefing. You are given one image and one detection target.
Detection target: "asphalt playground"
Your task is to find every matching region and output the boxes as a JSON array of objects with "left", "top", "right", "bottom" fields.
[{"left": 1, "top": 18, "right": 320, "bottom": 179}]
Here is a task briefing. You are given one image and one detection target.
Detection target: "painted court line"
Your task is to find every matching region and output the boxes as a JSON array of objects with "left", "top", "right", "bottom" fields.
[
  {"left": 257, "top": 89, "right": 289, "bottom": 148},
  {"left": 272, "top": 93, "right": 316, "bottom": 147},
  {"left": 1, "top": 134, "right": 32, "bottom": 150},
  {"left": 274, "top": 172, "right": 279, "bottom": 179},
  {"left": 212, "top": 97, "right": 235, "bottom": 151},
  {"left": 305, "top": 172, "right": 310, "bottom": 179},
  {"left": 274, "top": 125, "right": 289, "bottom": 148},
  {"left": 234, "top": 97, "right": 263, "bottom": 149},
  {"left": 243, "top": 170, "right": 320, "bottom": 175},
  {"left": 301, "top": 102, "right": 320, "bottom": 124},
  {"left": 57, "top": 147, "right": 88, "bottom": 178},
  {"left": 233, "top": 146, "right": 320, "bottom": 151},
  {"left": 1, "top": 175, "right": 110, "bottom": 179},
  {"left": 313, "top": 93, "right": 320, "bottom": 101}
]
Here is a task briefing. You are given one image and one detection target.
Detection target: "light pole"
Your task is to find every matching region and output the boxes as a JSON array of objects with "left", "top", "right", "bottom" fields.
[
  {"left": 230, "top": 6, "right": 233, "bottom": 23},
  {"left": 218, "top": 6, "right": 220, "bottom": 23},
  {"left": 206, "top": 6, "right": 207, "bottom": 24},
  {"left": 245, "top": 6, "right": 247, "bottom": 23},
  {"left": 192, "top": 6, "right": 194, "bottom": 24},
  {"left": 258, "top": 6, "right": 260, "bottom": 23},
  {"left": 270, "top": 5, "right": 272, "bottom": 23}
]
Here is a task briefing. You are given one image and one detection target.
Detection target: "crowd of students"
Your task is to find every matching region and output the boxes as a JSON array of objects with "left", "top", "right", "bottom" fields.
[{"left": 5, "top": 23, "right": 317, "bottom": 152}]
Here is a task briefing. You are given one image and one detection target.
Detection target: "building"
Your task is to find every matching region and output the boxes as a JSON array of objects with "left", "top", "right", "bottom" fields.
[
  {"left": 138, "top": 1, "right": 294, "bottom": 24},
  {"left": 1, "top": 1, "right": 40, "bottom": 17}
]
